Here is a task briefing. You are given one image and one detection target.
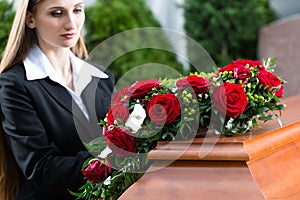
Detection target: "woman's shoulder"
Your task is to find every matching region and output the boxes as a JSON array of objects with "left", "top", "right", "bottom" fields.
[
  {"left": 0, "top": 63, "right": 26, "bottom": 80},
  {"left": 0, "top": 63, "right": 28, "bottom": 93}
]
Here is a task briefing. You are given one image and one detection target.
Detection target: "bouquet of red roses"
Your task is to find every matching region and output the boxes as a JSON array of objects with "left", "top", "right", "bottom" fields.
[{"left": 73, "top": 58, "right": 285, "bottom": 200}]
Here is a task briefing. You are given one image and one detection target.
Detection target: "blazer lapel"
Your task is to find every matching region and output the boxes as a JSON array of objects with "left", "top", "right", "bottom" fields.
[
  {"left": 38, "top": 78, "right": 73, "bottom": 114},
  {"left": 38, "top": 77, "right": 103, "bottom": 142}
]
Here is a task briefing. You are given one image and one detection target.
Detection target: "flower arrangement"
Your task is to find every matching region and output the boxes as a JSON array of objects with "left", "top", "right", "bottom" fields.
[{"left": 72, "top": 58, "right": 285, "bottom": 200}]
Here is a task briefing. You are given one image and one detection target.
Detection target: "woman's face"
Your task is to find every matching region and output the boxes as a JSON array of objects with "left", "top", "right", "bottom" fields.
[{"left": 27, "top": 0, "right": 85, "bottom": 51}]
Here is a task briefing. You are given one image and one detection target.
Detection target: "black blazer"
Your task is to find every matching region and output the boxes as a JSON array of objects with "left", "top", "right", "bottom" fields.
[{"left": 0, "top": 63, "right": 114, "bottom": 199}]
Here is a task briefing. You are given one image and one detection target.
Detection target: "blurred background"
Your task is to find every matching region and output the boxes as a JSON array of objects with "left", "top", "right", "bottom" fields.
[{"left": 2, "top": 0, "right": 300, "bottom": 96}]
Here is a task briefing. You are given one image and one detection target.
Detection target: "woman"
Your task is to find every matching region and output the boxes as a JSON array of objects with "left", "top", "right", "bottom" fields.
[{"left": 0, "top": 0, "right": 114, "bottom": 199}]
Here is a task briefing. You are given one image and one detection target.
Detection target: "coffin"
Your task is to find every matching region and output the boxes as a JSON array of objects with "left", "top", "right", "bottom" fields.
[{"left": 119, "top": 94, "right": 300, "bottom": 200}]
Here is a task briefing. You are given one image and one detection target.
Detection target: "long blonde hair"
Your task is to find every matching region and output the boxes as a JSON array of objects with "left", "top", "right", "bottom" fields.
[
  {"left": 0, "top": 0, "right": 88, "bottom": 73},
  {"left": 0, "top": 122, "right": 20, "bottom": 200},
  {"left": 0, "top": 1, "right": 88, "bottom": 199}
]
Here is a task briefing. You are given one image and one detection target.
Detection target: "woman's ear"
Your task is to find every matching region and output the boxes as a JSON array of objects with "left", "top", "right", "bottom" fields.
[{"left": 25, "top": 12, "right": 36, "bottom": 29}]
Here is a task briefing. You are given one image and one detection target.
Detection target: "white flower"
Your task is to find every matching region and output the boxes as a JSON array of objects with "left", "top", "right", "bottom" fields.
[
  {"left": 103, "top": 176, "right": 111, "bottom": 185},
  {"left": 98, "top": 146, "right": 112, "bottom": 159},
  {"left": 125, "top": 104, "right": 146, "bottom": 133}
]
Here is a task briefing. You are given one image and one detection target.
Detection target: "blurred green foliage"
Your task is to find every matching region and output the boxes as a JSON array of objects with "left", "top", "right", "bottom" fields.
[
  {"left": 0, "top": 0, "right": 15, "bottom": 58},
  {"left": 84, "top": 0, "right": 184, "bottom": 84},
  {"left": 0, "top": 0, "right": 276, "bottom": 78},
  {"left": 182, "top": 0, "right": 276, "bottom": 70}
]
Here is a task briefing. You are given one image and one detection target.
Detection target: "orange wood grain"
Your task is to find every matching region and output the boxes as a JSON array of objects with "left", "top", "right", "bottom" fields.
[
  {"left": 247, "top": 141, "right": 300, "bottom": 200},
  {"left": 148, "top": 140, "right": 249, "bottom": 161},
  {"left": 119, "top": 161, "right": 264, "bottom": 200},
  {"left": 243, "top": 95, "right": 300, "bottom": 199}
]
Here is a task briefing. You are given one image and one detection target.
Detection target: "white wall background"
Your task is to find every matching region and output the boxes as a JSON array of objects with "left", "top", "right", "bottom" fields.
[
  {"left": 146, "top": 0, "right": 188, "bottom": 70},
  {"left": 270, "top": 0, "right": 300, "bottom": 19}
]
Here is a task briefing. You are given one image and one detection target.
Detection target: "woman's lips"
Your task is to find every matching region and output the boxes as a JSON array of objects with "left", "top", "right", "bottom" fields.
[{"left": 62, "top": 33, "right": 76, "bottom": 39}]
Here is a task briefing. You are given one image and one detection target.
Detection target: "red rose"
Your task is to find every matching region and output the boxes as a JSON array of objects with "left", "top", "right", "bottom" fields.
[
  {"left": 275, "top": 85, "right": 284, "bottom": 98},
  {"left": 82, "top": 159, "right": 110, "bottom": 183},
  {"left": 258, "top": 70, "right": 284, "bottom": 98},
  {"left": 218, "top": 63, "right": 251, "bottom": 80},
  {"left": 129, "top": 80, "right": 161, "bottom": 99},
  {"left": 232, "top": 59, "right": 265, "bottom": 70},
  {"left": 213, "top": 82, "right": 248, "bottom": 119},
  {"left": 176, "top": 75, "right": 211, "bottom": 95},
  {"left": 104, "top": 127, "right": 136, "bottom": 157},
  {"left": 147, "top": 93, "right": 180, "bottom": 125},
  {"left": 106, "top": 103, "right": 129, "bottom": 126},
  {"left": 111, "top": 87, "right": 131, "bottom": 104}
]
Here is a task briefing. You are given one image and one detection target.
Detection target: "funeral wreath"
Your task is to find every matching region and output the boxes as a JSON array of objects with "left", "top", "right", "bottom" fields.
[{"left": 71, "top": 58, "right": 286, "bottom": 200}]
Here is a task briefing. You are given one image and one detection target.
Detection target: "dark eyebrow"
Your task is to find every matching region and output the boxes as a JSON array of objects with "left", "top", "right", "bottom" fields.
[{"left": 48, "top": 2, "right": 84, "bottom": 10}]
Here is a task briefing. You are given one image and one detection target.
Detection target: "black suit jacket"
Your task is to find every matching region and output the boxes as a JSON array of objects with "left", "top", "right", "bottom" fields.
[{"left": 0, "top": 63, "right": 114, "bottom": 199}]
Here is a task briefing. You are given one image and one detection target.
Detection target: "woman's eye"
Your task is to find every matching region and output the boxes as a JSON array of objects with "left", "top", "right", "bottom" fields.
[
  {"left": 74, "top": 8, "right": 83, "bottom": 14},
  {"left": 51, "top": 10, "right": 63, "bottom": 17}
]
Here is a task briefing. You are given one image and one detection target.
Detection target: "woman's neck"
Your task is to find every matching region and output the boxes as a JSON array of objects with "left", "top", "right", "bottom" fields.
[{"left": 40, "top": 46, "right": 74, "bottom": 91}]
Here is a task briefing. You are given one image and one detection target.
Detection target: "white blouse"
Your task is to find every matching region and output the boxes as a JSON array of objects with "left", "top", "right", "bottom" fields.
[{"left": 24, "top": 45, "right": 108, "bottom": 120}]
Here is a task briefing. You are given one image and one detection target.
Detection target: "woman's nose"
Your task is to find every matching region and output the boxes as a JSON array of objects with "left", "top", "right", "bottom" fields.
[{"left": 64, "top": 13, "right": 76, "bottom": 30}]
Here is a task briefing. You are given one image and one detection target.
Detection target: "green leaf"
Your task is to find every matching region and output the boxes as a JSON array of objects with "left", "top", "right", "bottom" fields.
[
  {"left": 273, "top": 95, "right": 280, "bottom": 103},
  {"left": 68, "top": 190, "right": 82, "bottom": 198},
  {"left": 276, "top": 103, "right": 286, "bottom": 110},
  {"left": 92, "top": 190, "right": 100, "bottom": 196},
  {"left": 162, "top": 132, "right": 175, "bottom": 140},
  {"left": 257, "top": 107, "right": 269, "bottom": 113},
  {"left": 239, "top": 113, "right": 250, "bottom": 119},
  {"left": 84, "top": 137, "right": 107, "bottom": 153},
  {"left": 258, "top": 115, "right": 273, "bottom": 122},
  {"left": 252, "top": 118, "right": 258, "bottom": 127}
]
